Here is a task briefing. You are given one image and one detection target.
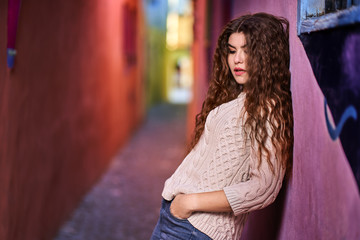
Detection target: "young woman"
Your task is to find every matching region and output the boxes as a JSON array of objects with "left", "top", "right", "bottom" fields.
[{"left": 151, "top": 12, "right": 293, "bottom": 240}]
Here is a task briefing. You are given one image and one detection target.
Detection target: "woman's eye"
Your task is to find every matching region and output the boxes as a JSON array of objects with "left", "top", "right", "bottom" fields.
[{"left": 228, "top": 50, "right": 236, "bottom": 54}]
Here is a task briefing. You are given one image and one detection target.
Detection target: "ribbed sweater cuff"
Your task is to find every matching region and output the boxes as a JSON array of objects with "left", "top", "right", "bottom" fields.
[{"left": 223, "top": 186, "right": 242, "bottom": 216}]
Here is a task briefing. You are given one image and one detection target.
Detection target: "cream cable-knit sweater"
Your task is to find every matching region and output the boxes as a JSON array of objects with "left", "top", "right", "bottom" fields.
[{"left": 161, "top": 92, "right": 285, "bottom": 240}]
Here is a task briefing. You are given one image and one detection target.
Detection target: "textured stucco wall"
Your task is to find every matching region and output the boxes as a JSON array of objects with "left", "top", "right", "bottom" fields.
[
  {"left": 230, "top": 1, "right": 360, "bottom": 239},
  {"left": 0, "top": 0, "right": 144, "bottom": 239}
]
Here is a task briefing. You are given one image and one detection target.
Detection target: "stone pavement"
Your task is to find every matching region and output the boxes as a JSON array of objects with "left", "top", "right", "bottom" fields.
[{"left": 54, "top": 104, "right": 188, "bottom": 240}]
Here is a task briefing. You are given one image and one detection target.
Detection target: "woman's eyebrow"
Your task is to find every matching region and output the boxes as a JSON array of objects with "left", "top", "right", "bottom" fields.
[
  {"left": 227, "top": 43, "right": 247, "bottom": 49},
  {"left": 227, "top": 43, "right": 236, "bottom": 49}
]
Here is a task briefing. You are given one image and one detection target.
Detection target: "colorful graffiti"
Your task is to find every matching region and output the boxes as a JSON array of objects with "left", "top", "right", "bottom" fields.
[
  {"left": 300, "top": 24, "right": 360, "bottom": 191},
  {"left": 325, "top": 99, "right": 357, "bottom": 140}
]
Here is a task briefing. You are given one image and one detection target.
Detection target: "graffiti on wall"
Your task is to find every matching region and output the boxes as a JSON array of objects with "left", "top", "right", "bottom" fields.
[
  {"left": 299, "top": 24, "right": 360, "bottom": 191},
  {"left": 7, "top": 0, "right": 22, "bottom": 69}
]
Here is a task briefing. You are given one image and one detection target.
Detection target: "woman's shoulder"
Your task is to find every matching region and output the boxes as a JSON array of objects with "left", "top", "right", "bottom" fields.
[
  {"left": 205, "top": 92, "right": 247, "bottom": 129},
  {"left": 211, "top": 92, "right": 246, "bottom": 116}
]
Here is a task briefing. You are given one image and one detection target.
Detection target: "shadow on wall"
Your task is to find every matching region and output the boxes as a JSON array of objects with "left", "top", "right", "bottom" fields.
[{"left": 240, "top": 179, "right": 288, "bottom": 240}]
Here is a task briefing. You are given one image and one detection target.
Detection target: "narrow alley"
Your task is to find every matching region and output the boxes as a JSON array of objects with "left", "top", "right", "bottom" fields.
[
  {"left": 54, "top": 104, "right": 187, "bottom": 240},
  {"left": 1, "top": 0, "right": 360, "bottom": 239}
]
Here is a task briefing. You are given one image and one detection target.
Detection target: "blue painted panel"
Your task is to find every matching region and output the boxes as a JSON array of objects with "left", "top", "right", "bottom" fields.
[{"left": 298, "top": 0, "right": 360, "bottom": 34}]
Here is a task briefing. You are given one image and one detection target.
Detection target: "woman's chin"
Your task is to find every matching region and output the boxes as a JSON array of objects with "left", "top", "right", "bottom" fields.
[{"left": 234, "top": 76, "right": 248, "bottom": 85}]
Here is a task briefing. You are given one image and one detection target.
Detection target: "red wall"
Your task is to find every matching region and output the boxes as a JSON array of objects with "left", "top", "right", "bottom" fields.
[
  {"left": 187, "top": 0, "right": 207, "bottom": 141},
  {"left": 0, "top": 0, "right": 144, "bottom": 239},
  {"left": 190, "top": 0, "right": 360, "bottom": 239}
]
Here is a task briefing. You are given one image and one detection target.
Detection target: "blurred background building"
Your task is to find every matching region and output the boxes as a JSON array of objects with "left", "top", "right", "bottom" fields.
[{"left": 0, "top": 0, "right": 359, "bottom": 239}]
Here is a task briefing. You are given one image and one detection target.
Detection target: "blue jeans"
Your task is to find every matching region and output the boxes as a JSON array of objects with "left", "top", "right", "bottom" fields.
[{"left": 151, "top": 199, "right": 212, "bottom": 240}]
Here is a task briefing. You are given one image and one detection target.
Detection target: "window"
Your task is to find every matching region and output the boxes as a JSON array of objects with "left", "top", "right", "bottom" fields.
[{"left": 297, "top": 0, "right": 360, "bottom": 34}]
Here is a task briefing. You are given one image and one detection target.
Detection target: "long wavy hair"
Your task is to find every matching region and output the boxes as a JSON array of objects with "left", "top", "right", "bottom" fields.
[{"left": 189, "top": 13, "right": 293, "bottom": 176}]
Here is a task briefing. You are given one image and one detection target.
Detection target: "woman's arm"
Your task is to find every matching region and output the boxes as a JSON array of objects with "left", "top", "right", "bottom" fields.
[
  {"left": 170, "top": 190, "right": 232, "bottom": 219},
  {"left": 171, "top": 130, "right": 285, "bottom": 219},
  {"left": 171, "top": 155, "right": 284, "bottom": 219},
  {"left": 222, "top": 133, "right": 285, "bottom": 216}
]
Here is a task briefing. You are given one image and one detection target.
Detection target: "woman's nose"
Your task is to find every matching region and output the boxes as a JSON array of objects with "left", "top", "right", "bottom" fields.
[{"left": 235, "top": 51, "right": 244, "bottom": 64}]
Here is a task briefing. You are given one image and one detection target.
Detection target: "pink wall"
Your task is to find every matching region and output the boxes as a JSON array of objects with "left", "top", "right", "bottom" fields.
[
  {"left": 188, "top": 0, "right": 232, "bottom": 141},
  {"left": 0, "top": 0, "right": 144, "bottom": 239},
  {"left": 210, "top": 0, "right": 231, "bottom": 62},
  {"left": 230, "top": 1, "right": 360, "bottom": 239}
]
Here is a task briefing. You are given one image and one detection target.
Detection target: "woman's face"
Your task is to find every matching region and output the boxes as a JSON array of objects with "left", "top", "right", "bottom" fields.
[{"left": 227, "top": 32, "right": 249, "bottom": 85}]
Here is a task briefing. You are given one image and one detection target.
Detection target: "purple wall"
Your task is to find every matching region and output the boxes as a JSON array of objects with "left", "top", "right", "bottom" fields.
[{"left": 230, "top": 1, "right": 360, "bottom": 239}]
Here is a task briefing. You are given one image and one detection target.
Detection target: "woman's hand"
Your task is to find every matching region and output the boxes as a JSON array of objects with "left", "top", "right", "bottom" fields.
[
  {"left": 170, "top": 191, "right": 232, "bottom": 219},
  {"left": 170, "top": 194, "right": 195, "bottom": 219}
]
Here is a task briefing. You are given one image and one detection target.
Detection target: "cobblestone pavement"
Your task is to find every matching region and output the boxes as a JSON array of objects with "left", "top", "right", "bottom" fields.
[{"left": 54, "top": 104, "right": 188, "bottom": 240}]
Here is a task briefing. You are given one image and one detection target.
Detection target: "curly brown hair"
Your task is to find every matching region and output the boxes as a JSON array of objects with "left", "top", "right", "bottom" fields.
[{"left": 189, "top": 13, "right": 293, "bottom": 176}]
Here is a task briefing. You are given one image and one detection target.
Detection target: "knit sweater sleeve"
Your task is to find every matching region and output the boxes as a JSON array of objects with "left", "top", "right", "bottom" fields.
[{"left": 223, "top": 123, "right": 285, "bottom": 216}]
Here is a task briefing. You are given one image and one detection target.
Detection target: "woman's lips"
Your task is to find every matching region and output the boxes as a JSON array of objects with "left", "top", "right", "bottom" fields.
[{"left": 234, "top": 67, "right": 246, "bottom": 76}]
